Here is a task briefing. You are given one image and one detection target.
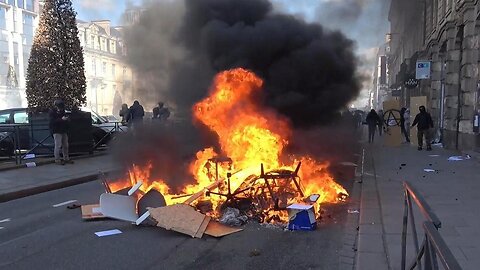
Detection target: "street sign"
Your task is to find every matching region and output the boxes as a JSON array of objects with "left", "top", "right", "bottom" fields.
[{"left": 416, "top": 61, "right": 431, "bottom": 79}]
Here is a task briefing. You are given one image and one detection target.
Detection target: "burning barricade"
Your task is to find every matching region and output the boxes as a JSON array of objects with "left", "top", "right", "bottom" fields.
[{"left": 81, "top": 68, "right": 349, "bottom": 238}]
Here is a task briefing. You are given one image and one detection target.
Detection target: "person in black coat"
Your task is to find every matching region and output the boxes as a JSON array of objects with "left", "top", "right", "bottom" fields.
[
  {"left": 366, "top": 109, "right": 381, "bottom": 143},
  {"left": 49, "top": 99, "right": 73, "bottom": 165},
  {"left": 128, "top": 100, "right": 145, "bottom": 129},
  {"left": 411, "top": 105, "right": 434, "bottom": 151}
]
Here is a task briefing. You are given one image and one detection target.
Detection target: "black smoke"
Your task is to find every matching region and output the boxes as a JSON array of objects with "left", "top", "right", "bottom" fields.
[{"left": 124, "top": 0, "right": 360, "bottom": 128}]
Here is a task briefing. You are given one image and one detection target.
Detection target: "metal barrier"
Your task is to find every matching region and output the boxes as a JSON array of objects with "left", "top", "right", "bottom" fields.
[
  {"left": 92, "top": 122, "right": 127, "bottom": 150},
  {"left": 401, "top": 181, "right": 462, "bottom": 270}
]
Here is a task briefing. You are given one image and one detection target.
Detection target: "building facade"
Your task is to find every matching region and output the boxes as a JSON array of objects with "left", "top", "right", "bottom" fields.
[
  {"left": 370, "top": 44, "right": 390, "bottom": 110},
  {"left": 77, "top": 20, "right": 135, "bottom": 117},
  {"left": 388, "top": 0, "right": 480, "bottom": 151},
  {"left": 0, "top": 0, "right": 38, "bottom": 109}
]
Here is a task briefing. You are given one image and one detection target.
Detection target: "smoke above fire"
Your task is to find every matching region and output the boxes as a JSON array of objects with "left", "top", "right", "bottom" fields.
[{"left": 124, "top": 0, "right": 361, "bottom": 128}]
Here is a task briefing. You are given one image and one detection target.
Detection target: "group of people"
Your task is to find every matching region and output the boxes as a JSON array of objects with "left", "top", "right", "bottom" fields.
[
  {"left": 119, "top": 101, "right": 170, "bottom": 127},
  {"left": 365, "top": 105, "right": 434, "bottom": 151}
]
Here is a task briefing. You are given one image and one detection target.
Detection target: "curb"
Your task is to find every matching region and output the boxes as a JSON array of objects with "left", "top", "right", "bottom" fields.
[
  {"left": 0, "top": 169, "right": 118, "bottom": 203},
  {"left": 0, "top": 151, "right": 108, "bottom": 172}
]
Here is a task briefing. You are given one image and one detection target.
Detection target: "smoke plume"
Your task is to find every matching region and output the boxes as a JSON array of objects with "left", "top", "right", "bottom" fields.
[{"left": 124, "top": 0, "right": 361, "bottom": 128}]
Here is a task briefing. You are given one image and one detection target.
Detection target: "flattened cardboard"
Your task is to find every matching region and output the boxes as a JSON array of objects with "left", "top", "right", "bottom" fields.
[
  {"left": 383, "top": 99, "right": 402, "bottom": 147},
  {"left": 194, "top": 216, "right": 211, "bottom": 238},
  {"left": 204, "top": 221, "right": 243, "bottom": 237},
  {"left": 100, "top": 193, "right": 138, "bottom": 222},
  {"left": 149, "top": 204, "right": 207, "bottom": 238},
  {"left": 81, "top": 204, "right": 106, "bottom": 220}
]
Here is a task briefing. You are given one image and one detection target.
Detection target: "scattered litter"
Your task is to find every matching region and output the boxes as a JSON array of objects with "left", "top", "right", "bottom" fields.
[
  {"left": 339, "top": 162, "right": 358, "bottom": 167},
  {"left": 135, "top": 211, "right": 151, "bottom": 226},
  {"left": 25, "top": 162, "right": 36, "bottom": 168},
  {"left": 219, "top": 207, "right": 248, "bottom": 226},
  {"left": 429, "top": 154, "right": 440, "bottom": 157},
  {"left": 287, "top": 204, "right": 316, "bottom": 231},
  {"left": 466, "top": 154, "right": 472, "bottom": 159},
  {"left": 81, "top": 204, "right": 106, "bottom": 220},
  {"left": 260, "top": 222, "right": 285, "bottom": 231},
  {"left": 149, "top": 204, "right": 210, "bottom": 238},
  {"left": 67, "top": 204, "right": 81, "bottom": 209},
  {"left": 400, "top": 164, "right": 406, "bottom": 166},
  {"left": 347, "top": 210, "right": 360, "bottom": 214},
  {"left": 204, "top": 221, "right": 243, "bottom": 237},
  {"left": 448, "top": 156, "right": 465, "bottom": 161},
  {"left": 0, "top": 227, "right": 4, "bottom": 230},
  {"left": 423, "top": 169, "right": 436, "bottom": 173},
  {"left": 0, "top": 218, "right": 11, "bottom": 223},
  {"left": 53, "top": 200, "right": 77, "bottom": 208},
  {"left": 432, "top": 143, "right": 443, "bottom": 147},
  {"left": 127, "top": 181, "right": 143, "bottom": 196},
  {"left": 100, "top": 193, "right": 138, "bottom": 222},
  {"left": 249, "top": 249, "right": 261, "bottom": 257},
  {"left": 95, "top": 229, "right": 122, "bottom": 237},
  {"left": 23, "top": 154, "right": 35, "bottom": 159}
]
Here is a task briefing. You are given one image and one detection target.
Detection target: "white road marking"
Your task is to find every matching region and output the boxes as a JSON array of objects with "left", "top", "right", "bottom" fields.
[
  {"left": 0, "top": 218, "right": 11, "bottom": 223},
  {"left": 52, "top": 200, "right": 77, "bottom": 207},
  {"left": 0, "top": 227, "right": 4, "bottom": 230}
]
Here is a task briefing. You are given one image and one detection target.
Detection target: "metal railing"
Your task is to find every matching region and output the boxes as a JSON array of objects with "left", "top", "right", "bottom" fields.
[
  {"left": 402, "top": 181, "right": 462, "bottom": 270},
  {"left": 92, "top": 122, "right": 127, "bottom": 150}
]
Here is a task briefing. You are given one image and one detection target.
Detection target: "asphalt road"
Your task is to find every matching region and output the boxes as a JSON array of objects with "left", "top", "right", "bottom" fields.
[{"left": 0, "top": 177, "right": 354, "bottom": 270}]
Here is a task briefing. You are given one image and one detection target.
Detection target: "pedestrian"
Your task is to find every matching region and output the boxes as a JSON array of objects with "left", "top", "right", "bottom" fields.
[
  {"left": 366, "top": 109, "right": 381, "bottom": 143},
  {"left": 128, "top": 100, "right": 145, "bottom": 129},
  {"left": 400, "top": 107, "right": 410, "bottom": 143},
  {"left": 119, "top": 103, "right": 129, "bottom": 125},
  {"left": 49, "top": 99, "right": 73, "bottom": 165},
  {"left": 377, "top": 109, "right": 384, "bottom": 136},
  {"left": 411, "top": 105, "right": 434, "bottom": 151},
  {"left": 152, "top": 102, "right": 170, "bottom": 122}
]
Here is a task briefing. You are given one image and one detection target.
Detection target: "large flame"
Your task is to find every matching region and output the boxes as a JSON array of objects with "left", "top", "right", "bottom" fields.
[{"left": 110, "top": 68, "right": 348, "bottom": 220}]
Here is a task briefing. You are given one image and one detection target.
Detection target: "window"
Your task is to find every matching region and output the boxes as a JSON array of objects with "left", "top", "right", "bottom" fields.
[
  {"left": 8, "top": 0, "right": 14, "bottom": 5},
  {"left": 0, "top": 7, "right": 6, "bottom": 30},
  {"left": 111, "top": 64, "right": 115, "bottom": 76},
  {"left": 123, "top": 66, "right": 127, "bottom": 77},
  {"left": 101, "top": 38, "right": 106, "bottom": 51},
  {"left": 110, "top": 40, "right": 116, "bottom": 54},
  {"left": 26, "top": 0, "right": 34, "bottom": 11},
  {"left": 102, "top": 62, "right": 107, "bottom": 74},
  {"left": 18, "top": 0, "right": 25, "bottom": 8},
  {"left": 90, "top": 35, "right": 95, "bottom": 48},
  {"left": 14, "top": 111, "right": 28, "bottom": 123},
  {"left": 0, "top": 112, "right": 10, "bottom": 124},
  {"left": 92, "top": 58, "right": 96, "bottom": 75}
]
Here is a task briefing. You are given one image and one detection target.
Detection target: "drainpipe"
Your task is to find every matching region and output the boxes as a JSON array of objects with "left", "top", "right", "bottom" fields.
[{"left": 456, "top": 26, "right": 464, "bottom": 150}]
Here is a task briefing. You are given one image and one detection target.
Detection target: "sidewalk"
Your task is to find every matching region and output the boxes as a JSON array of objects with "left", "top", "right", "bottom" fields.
[
  {"left": 0, "top": 154, "right": 120, "bottom": 202},
  {"left": 356, "top": 139, "right": 480, "bottom": 270}
]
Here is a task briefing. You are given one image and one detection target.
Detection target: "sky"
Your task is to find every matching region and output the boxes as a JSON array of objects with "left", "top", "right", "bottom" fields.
[{"left": 72, "top": 0, "right": 140, "bottom": 24}]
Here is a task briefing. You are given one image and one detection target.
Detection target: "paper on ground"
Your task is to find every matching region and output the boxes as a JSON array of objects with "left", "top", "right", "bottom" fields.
[
  {"left": 128, "top": 181, "right": 143, "bottom": 196},
  {"left": 0, "top": 218, "right": 11, "bottom": 223},
  {"left": 26, "top": 162, "right": 36, "bottom": 168},
  {"left": 53, "top": 200, "right": 77, "bottom": 207},
  {"left": 429, "top": 154, "right": 440, "bottom": 157},
  {"left": 0, "top": 227, "right": 4, "bottom": 230},
  {"left": 448, "top": 156, "right": 464, "bottom": 161},
  {"left": 95, "top": 229, "right": 122, "bottom": 237},
  {"left": 423, "top": 169, "right": 436, "bottom": 172}
]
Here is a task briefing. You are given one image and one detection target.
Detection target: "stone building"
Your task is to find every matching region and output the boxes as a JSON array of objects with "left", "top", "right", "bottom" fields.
[
  {"left": 388, "top": 0, "right": 480, "bottom": 151},
  {"left": 77, "top": 20, "right": 136, "bottom": 117},
  {"left": 0, "top": 0, "right": 38, "bottom": 109}
]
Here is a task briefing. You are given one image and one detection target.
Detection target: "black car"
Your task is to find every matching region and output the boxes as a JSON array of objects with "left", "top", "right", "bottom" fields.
[{"left": 0, "top": 108, "right": 126, "bottom": 156}]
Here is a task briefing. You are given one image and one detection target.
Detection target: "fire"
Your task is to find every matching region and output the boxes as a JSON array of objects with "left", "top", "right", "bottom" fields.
[{"left": 109, "top": 68, "right": 348, "bottom": 222}]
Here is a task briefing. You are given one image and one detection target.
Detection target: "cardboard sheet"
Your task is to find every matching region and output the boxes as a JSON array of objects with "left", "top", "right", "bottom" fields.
[
  {"left": 100, "top": 193, "right": 138, "bottom": 222},
  {"left": 204, "top": 221, "right": 243, "bottom": 237},
  {"left": 383, "top": 99, "right": 402, "bottom": 147},
  {"left": 149, "top": 204, "right": 209, "bottom": 238},
  {"left": 81, "top": 204, "right": 106, "bottom": 220}
]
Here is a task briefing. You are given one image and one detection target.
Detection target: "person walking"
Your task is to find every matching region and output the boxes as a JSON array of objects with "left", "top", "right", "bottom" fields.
[
  {"left": 400, "top": 107, "right": 410, "bottom": 143},
  {"left": 152, "top": 102, "right": 170, "bottom": 122},
  {"left": 366, "top": 109, "right": 381, "bottom": 143},
  {"left": 377, "top": 109, "right": 384, "bottom": 136},
  {"left": 411, "top": 105, "right": 434, "bottom": 151},
  {"left": 128, "top": 100, "right": 145, "bottom": 129},
  {"left": 119, "top": 103, "right": 129, "bottom": 125},
  {"left": 49, "top": 99, "right": 73, "bottom": 165}
]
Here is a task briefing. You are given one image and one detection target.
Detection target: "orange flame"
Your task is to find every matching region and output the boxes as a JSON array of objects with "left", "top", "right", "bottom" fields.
[{"left": 109, "top": 68, "right": 348, "bottom": 221}]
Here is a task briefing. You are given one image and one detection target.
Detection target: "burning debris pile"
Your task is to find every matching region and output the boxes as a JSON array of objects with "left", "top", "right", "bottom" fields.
[{"left": 100, "top": 68, "right": 348, "bottom": 234}]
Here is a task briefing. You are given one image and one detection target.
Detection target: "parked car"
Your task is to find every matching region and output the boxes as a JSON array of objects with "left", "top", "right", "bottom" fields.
[
  {"left": 0, "top": 107, "right": 127, "bottom": 156},
  {"left": 102, "top": 115, "right": 120, "bottom": 123}
]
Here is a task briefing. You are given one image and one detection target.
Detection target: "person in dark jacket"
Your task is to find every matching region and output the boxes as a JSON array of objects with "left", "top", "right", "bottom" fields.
[
  {"left": 49, "top": 99, "right": 73, "bottom": 165},
  {"left": 366, "top": 109, "right": 381, "bottom": 143},
  {"left": 400, "top": 107, "right": 410, "bottom": 143},
  {"left": 152, "top": 102, "right": 170, "bottom": 122},
  {"left": 411, "top": 105, "right": 434, "bottom": 151},
  {"left": 128, "top": 100, "right": 145, "bottom": 128}
]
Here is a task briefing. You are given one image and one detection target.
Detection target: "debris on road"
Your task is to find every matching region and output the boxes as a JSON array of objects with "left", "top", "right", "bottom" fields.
[
  {"left": 67, "top": 203, "right": 81, "bottom": 209},
  {"left": 25, "top": 162, "right": 36, "bottom": 168},
  {"left": 94, "top": 229, "right": 122, "bottom": 237},
  {"left": 137, "top": 190, "right": 166, "bottom": 215},
  {"left": 400, "top": 163, "right": 406, "bottom": 166},
  {"left": 448, "top": 155, "right": 471, "bottom": 161},
  {"left": 287, "top": 204, "right": 316, "bottom": 231},
  {"left": 53, "top": 200, "right": 78, "bottom": 208},
  {"left": 347, "top": 210, "right": 360, "bottom": 214},
  {"left": 249, "top": 249, "right": 261, "bottom": 257},
  {"left": 149, "top": 204, "right": 211, "bottom": 238},
  {"left": 81, "top": 204, "right": 105, "bottom": 220},
  {"left": 135, "top": 211, "right": 151, "bottom": 226},
  {"left": 204, "top": 221, "right": 243, "bottom": 237},
  {"left": 423, "top": 169, "right": 436, "bottom": 173},
  {"left": 127, "top": 181, "right": 143, "bottom": 196},
  {"left": 429, "top": 154, "right": 440, "bottom": 157},
  {"left": 100, "top": 193, "right": 138, "bottom": 222},
  {"left": 339, "top": 162, "right": 358, "bottom": 167},
  {"left": 219, "top": 207, "right": 248, "bottom": 226},
  {"left": 0, "top": 218, "right": 11, "bottom": 223}
]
